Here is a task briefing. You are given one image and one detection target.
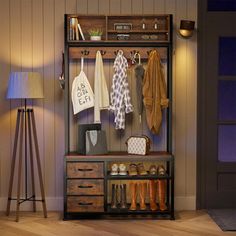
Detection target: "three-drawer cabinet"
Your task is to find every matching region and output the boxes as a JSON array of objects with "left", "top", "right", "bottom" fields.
[
  {"left": 65, "top": 161, "right": 105, "bottom": 214},
  {"left": 64, "top": 152, "right": 175, "bottom": 220}
]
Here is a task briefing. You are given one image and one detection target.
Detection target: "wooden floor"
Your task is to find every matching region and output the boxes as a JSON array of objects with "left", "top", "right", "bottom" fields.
[{"left": 0, "top": 211, "right": 235, "bottom": 236}]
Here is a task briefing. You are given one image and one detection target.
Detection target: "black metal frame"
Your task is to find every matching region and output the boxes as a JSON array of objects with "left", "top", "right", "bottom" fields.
[{"left": 63, "top": 14, "right": 174, "bottom": 220}]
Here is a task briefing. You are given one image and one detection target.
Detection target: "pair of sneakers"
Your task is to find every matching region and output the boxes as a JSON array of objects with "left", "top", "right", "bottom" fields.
[
  {"left": 149, "top": 165, "right": 166, "bottom": 176},
  {"left": 129, "top": 163, "right": 147, "bottom": 176},
  {"left": 110, "top": 163, "right": 127, "bottom": 175}
]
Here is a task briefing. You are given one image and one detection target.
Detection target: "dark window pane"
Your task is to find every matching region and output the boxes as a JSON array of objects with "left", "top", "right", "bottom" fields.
[
  {"left": 219, "top": 37, "right": 236, "bottom": 76},
  {"left": 218, "top": 125, "right": 236, "bottom": 162},
  {"left": 218, "top": 80, "right": 236, "bottom": 120},
  {"left": 208, "top": 0, "right": 236, "bottom": 11}
]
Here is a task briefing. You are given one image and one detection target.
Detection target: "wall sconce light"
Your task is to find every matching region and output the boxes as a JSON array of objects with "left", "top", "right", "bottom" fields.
[{"left": 179, "top": 20, "right": 195, "bottom": 38}]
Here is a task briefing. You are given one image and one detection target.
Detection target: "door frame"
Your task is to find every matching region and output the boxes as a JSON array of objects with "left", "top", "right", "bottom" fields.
[
  {"left": 197, "top": 0, "right": 207, "bottom": 209},
  {"left": 197, "top": 0, "right": 236, "bottom": 209}
]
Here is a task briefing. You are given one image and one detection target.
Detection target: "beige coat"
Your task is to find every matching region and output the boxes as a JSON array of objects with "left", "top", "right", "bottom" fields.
[{"left": 142, "top": 50, "right": 169, "bottom": 134}]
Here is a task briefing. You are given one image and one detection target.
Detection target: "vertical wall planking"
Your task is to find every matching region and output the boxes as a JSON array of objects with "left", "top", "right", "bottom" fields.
[
  {"left": 142, "top": 0, "right": 154, "bottom": 14},
  {"left": 98, "top": 0, "right": 110, "bottom": 14},
  {"left": 88, "top": 0, "right": 99, "bottom": 14},
  {"left": 21, "top": 0, "right": 33, "bottom": 197},
  {"left": 67, "top": 0, "right": 80, "bottom": 151},
  {"left": 0, "top": 0, "right": 11, "bottom": 198},
  {"left": 9, "top": 0, "right": 23, "bottom": 198},
  {"left": 43, "top": 0, "right": 56, "bottom": 196},
  {"left": 130, "top": 0, "right": 143, "bottom": 141},
  {"left": 186, "top": 0, "right": 197, "bottom": 200},
  {"left": 54, "top": 0, "right": 65, "bottom": 198},
  {"left": 0, "top": 0, "right": 198, "bottom": 211},
  {"left": 119, "top": 0, "right": 132, "bottom": 151},
  {"left": 154, "top": 0, "right": 165, "bottom": 13},
  {"left": 121, "top": 0, "right": 132, "bottom": 14},
  {"left": 66, "top": 0, "right": 77, "bottom": 14},
  {"left": 110, "top": 0, "right": 121, "bottom": 15},
  {"left": 76, "top": 0, "right": 87, "bottom": 14},
  {"left": 32, "top": 0, "right": 44, "bottom": 197},
  {"left": 165, "top": 0, "right": 176, "bottom": 155},
  {"left": 153, "top": 0, "right": 168, "bottom": 151},
  {"left": 131, "top": 0, "right": 142, "bottom": 14},
  {"left": 175, "top": 0, "right": 188, "bottom": 197},
  {"left": 108, "top": 0, "right": 122, "bottom": 151}
]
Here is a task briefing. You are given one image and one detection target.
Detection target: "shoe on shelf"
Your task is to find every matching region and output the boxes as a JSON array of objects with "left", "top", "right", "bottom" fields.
[
  {"left": 149, "top": 165, "right": 157, "bottom": 175},
  {"left": 129, "top": 163, "right": 138, "bottom": 176},
  {"left": 129, "top": 182, "right": 137, "bottom": 210},
  {"left": 157, "top": 165, "right": 166, "bottom": 176},
  {"left": 120, "top": 184, "right": 127, "bottom": 209},
  {"left": 119, "top": 163, "right": 127, "bottom": 175},
  {"left": 137, "top": 163, "right": 148, "bottom": 175},
  {"left": 111, "top": 184, "right": 118, "bottom": 209},
  {"left": 110, "top": 163, "right": 119, "bottom": 175}
]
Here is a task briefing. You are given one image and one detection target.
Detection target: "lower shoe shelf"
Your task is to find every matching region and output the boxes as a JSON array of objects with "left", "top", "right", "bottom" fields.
[
  {"left": 64, "top": 204, "right": 173, "bottom": 220},
  {"left": 107, "top": 203, "right": 171, "bottom": 214}
]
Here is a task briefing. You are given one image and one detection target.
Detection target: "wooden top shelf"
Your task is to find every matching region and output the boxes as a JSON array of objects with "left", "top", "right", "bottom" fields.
[
  {"left": 65, "top": 14, "right": 172, "bottom": 43},
  {"left": 65, "top": 151, "right": 174, "bottom": 162}
]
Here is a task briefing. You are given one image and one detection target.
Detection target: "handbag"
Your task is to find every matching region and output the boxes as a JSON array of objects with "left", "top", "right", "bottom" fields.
[
  {"left": 85, "top": 130, "right": 108, "bottom": 155},
  {"left": 78, "top": 123, "right": 101, "bottom": 154},
  {"left": 126, "top": 135, "right": 151, "bottom": 155}
]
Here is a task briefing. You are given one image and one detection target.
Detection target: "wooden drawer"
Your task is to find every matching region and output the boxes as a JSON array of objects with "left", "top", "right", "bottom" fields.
[
  {"left": 67, "top": 179, "right": 104, "bottom": 195},
  {"left": 67, "top": 162, "right": 104, "bottom": 178},
  {"left": 67, "top": 196, "right": 104, "bottom": 212}
]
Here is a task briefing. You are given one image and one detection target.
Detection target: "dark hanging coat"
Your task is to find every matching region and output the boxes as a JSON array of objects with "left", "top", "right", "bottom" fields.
[{"left": 142, "top": 50, "right": 169, "bottom": 134}]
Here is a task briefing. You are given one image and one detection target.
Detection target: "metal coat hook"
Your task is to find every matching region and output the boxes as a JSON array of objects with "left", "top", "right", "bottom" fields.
[
  {"left": 81, "top": 50, "right": 90, "bottom": 56},
  {"left": 147, "top": 50, "right": 152, "bottom": 56},
  {"left": 134, "top": 52, "right": 141, "bottom": 64},
  {"left": 100, "top": 50, "right": 106, "bottom": 56},
  {"left": 114, "top": 50, "right": 119, "bottom": 56}
]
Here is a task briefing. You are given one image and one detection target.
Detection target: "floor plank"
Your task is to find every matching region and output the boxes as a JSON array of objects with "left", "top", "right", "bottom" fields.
[{"left": 0, "top": 211, "right": 235, "bottom": 236}]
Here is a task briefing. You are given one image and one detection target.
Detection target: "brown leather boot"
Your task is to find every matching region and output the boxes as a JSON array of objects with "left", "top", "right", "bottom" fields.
[
  {"left": 157, "top": 179, "right": 167, "bottom": 211},
  {"left": 149, "top": 180, "right": 158, "bottom": 211},
  {"left": 139, "top": 182, "right": 147, "bottom": 210},
  {"left": 129, "top": 182, "right": 137, "bottom": 210}
]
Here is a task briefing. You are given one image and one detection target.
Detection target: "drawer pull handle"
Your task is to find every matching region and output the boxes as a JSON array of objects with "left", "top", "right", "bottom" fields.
[
  {"left": 78, "top": 168, "right": 93, "bottom": 172},
  {"left": 78, "top": 202, "right": 93, "bottom": 206},
  {"left": 78, "top": 185, "right": 93, "bottom": 189}
]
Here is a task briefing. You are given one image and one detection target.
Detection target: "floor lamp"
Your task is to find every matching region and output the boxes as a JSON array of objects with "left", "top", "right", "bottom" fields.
[{"left": 6, "top": 72, "right": 47, "bottom": 222}]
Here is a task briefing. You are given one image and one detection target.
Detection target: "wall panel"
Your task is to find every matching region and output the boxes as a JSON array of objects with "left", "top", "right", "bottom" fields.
[
  {"left": 32, "top": 0, "right": 44, "bottom": 197},
  {"left": 54, "top": 0, "right": 65, "bottom": 197},
  {"left": 175, "top": 0, "right": 188, "bottom": 198},
  {"left": 110, "top": 0, "right": 121, "bottom": 14},
  {"left": 43, "top": 0, "right": 56, "bottom": 196},
  {"left": 0, "top": 0, "right": 197, "bottom": 210},
  {"left": 0, "top": 0, "right": 11, "bottom": 198}
]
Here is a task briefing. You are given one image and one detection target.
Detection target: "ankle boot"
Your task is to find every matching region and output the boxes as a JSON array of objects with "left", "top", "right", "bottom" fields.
[
  {"left": 120, "top": 184, "right": 127, "bottom": 209},
  {"left": 139, "top": 182, "right": 147, "bottom": 210},
  {"left": 149, "top": 180, "right": 158, "bottom": 211},
  {"left": 157, "top": 179, "right": 167, "bottom": 211},
  {"left": 111, "top": 184, "right": 118, "bottom": 209},
  {"left": 129, "top": 182, "right": 137, "bottom": 211}
]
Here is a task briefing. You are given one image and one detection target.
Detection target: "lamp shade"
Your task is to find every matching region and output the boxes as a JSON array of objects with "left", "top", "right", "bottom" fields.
[{"left": 6, "top": 72, "right": 44, "bottom": 99}]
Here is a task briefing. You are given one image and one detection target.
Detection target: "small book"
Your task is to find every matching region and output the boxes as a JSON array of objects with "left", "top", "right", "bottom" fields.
[
  {"left": 78, "top": 23, "right": 85, "bottom": 40},
  {"left": 74, "top": 18, "right": 79, "bottom": 40}
]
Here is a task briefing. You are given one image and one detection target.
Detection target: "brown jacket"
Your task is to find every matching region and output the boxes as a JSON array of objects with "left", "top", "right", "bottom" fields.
[{"left": 142, "top": 50, "right": 169, "bottom": 134}]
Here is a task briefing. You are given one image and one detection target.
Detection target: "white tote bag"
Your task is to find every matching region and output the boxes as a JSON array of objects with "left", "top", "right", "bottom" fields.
[{"left": 71, "top": 57, "right": 94, "bottom": 114}]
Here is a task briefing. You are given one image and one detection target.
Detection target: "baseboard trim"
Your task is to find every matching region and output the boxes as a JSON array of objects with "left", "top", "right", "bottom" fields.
[
  {"left": 175, "top": 196, "right": 196, "bottom": 210},
  {"left": 0, "top": 196, "right": 196, "bottom": 211}
]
